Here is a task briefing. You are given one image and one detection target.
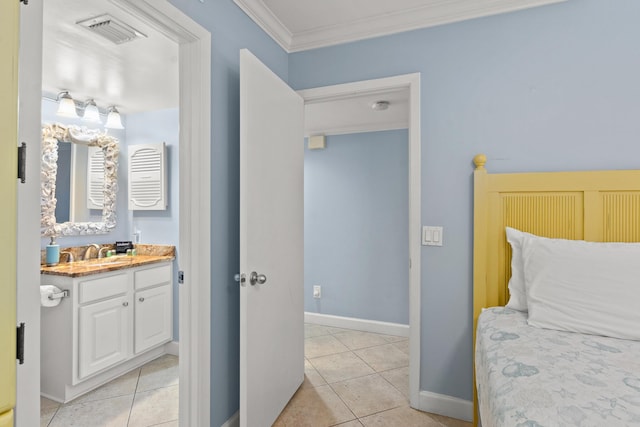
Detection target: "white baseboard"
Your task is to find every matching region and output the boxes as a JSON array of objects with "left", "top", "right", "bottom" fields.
[
  {"left": 164, "top": 340, "right": 179, "bottom": 356},
  {"left": 304, "top": 312, "right": 409, "bottom": 337},
  {"left": 417, "top": 390, "right": 473, "bottom": 422},
  {"left": 221, "top": 411, "right": 239, "bottom": 427}
]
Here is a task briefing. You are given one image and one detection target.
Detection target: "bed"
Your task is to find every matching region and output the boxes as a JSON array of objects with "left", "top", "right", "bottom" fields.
[{"left": 472, "top": 154, "right": 640, "bottom": 427}]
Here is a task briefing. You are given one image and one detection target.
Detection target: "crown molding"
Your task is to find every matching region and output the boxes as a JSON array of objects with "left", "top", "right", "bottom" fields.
[
  {"left": 234, "top": 0, "right": 567, "bottom": 53},
  {"left": 233, "top": 0, "right": 292, "bottom": 51}
]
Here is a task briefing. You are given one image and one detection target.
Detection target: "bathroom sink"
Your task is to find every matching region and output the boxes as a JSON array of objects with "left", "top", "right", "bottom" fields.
[
  {"left": 41, "top": 253, "right": 174, "bottom": 277},
  {"left": 83, "top": 257, "right": 134, "bottom": 267}
]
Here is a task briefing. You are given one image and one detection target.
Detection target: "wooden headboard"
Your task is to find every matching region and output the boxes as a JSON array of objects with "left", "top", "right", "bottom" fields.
[{"left": 472, "top": 153, "right": 640, "bottom": 426}]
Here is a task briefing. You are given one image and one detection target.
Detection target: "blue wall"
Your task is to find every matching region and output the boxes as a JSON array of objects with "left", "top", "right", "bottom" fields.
[
  {"left": 304, "top": 130, "right": 409, "bottom": 324},
  {"left": 290, "top": 0, "right": 640, "bottom": 401},
  {"left": 126, "top": 108, "right": 180, "bottom": 340},
  {"left": 167, "top": 1, "right": 288, "bottom": 425}
]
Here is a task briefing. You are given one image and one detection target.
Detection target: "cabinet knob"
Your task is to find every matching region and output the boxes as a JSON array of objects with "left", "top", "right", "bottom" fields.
[
  {"left": 139, "top": 297, "right": 145, "bottom": 302},
  {"left": 122, "top": 302, "right": 129, "bottom": 307}
]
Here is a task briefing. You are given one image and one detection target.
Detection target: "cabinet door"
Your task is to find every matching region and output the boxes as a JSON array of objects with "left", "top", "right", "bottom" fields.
[
  {"left": 79, "top": 296, "right": 131, "bottom": 379},
  {"left": 135, "top": 285, "right": 172, "bottom": 354}
]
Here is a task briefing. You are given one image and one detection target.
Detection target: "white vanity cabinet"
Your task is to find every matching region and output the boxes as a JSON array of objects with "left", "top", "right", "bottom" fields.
[
  {"left": 41, "top": 261, "right": 173, "bottom": 403},
  {"left": 77, "top": 271, "right": 131, "bottom": 379},
  {"left": 134, "top": 263, "right": 173, "bottom": 354}
]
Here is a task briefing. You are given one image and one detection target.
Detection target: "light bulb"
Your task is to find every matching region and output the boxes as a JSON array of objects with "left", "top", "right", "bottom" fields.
[
  {"left": 57, "top": 91, "right": 79, "bottom": 118},
  {"left": 83, "top": 99, "right": 102, "bottom": 124},
  {"left": 105, "top": 106, "right": 124, "bottom": 129}
]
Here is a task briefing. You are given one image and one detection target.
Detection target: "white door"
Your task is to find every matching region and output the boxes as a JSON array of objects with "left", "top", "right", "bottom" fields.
[
  {"left": 78, "top": 296, "right": 130, "bottom": 379},
  {"left": 239, "top": 49, "right": 304, "bottom": 427}
]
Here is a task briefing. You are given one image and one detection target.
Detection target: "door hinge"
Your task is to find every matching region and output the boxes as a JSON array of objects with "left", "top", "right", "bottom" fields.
[
  {"left": 17, "top": 323, "right": 25, "bottom": 365},
  {"left": 20, "top": 0, "right": 28, "bottom": 5},
  {"left": 18, "top": 142, "right": 26, "bottom": 183},
  {"left": 178, "top": 270, "right": 184, "bottom": 284}
]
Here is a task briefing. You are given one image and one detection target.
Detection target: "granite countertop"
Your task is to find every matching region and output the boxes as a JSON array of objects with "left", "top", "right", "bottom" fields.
[{"left": 41, "top": 245, "right": 175, "bottom": 278}]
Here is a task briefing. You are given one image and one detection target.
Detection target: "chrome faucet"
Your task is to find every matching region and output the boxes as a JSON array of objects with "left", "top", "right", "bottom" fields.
[
  {"left": 60, "top": 251, "right": 75, "bottom": 263},
  {"left": 98, "top": 246, "right": 111, "bottom": 258},
  {"left": 83, "top": 244, "right": 100, "bottom": 260}
]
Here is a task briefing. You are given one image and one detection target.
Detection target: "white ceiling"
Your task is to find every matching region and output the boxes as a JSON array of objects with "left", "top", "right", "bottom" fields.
[
  {"left": 42, "top": 0, "right": 178, "bottom": 114},
  {"left": 234, "top": 0, "right": 567, "bottom": 52},
  {"left": 41, "top": 0, "right": 566, "bottom": 133},
  {"left": 304, "top": 88, "right": 409, "bottom": 137}
]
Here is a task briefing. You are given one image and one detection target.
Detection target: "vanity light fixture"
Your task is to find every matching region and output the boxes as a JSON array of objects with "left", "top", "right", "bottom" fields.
[
  {"left": 105, "top": 106, "right": 124, "bottom": 129},
  {"left": 56, "top": 91, "right": 79, "bottom": 118},
  {"left": 82, "top": 99, "right": 102, "bottom": 124}
]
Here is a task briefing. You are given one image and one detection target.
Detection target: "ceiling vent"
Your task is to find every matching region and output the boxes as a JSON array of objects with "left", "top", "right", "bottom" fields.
[{"left": 76, "top": 14, "right": 147, "bottom": 45}]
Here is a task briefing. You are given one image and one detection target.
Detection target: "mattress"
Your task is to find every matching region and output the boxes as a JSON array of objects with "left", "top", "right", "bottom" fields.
[{"left": 475, "top": 307, "right": 640, "bottom": 427}]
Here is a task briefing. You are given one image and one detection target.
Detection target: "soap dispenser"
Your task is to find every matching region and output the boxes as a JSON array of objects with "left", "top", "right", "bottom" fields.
[{"left": 46, "top": 236, "right": 60, "bottom": 266}]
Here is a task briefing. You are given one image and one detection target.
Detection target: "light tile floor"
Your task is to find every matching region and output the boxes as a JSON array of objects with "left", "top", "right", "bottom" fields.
[
  {"left": 40, "top": 327, "right": 472, "bottom": 427},
  {"left": 274, "top": 324, "right": 472, "bottom": 427},
  {"left": 40, "top": 354, "right": 178, "bottom": 427}
]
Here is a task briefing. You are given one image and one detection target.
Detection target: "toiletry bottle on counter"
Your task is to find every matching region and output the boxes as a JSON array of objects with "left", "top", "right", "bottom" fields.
[{"left": 46, "top": 236, "right": 60, "bottom": 266}]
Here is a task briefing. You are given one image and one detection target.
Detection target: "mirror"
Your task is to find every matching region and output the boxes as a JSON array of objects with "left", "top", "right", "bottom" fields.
[{"left": 41, "top": 123, "right": 120, "bottom": 237}]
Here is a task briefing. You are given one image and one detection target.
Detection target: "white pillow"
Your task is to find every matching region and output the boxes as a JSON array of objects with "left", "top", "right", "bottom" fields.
[
  {"left": 522, "top": 234, "right": 640, "bottom": 341},
  {"left": 504, "top": 227, "right": 533, "bottom": 311}
]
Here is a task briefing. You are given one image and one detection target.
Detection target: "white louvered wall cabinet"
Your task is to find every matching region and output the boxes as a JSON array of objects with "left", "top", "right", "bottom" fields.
[
  {"left": 128, "top": 143, "right": 167, "bottom": 210},
  {"left": 87, "top": 146, "right": 105, "bottom": 209}
]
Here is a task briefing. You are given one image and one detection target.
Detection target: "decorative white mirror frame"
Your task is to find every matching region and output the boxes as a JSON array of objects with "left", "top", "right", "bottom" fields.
[{"left": 41, "top": 123, "right": 120, "bottom": 237}]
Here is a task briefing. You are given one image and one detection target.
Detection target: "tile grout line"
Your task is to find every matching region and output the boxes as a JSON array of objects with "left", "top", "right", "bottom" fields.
[
  {"left": 126, "top": 368, "right": 143, "bottom": 427},
  {"left": 42, "top": 356, "right": 180, "bottom": 427},
  {"left": 323, "top": 348, "right": 361, "bottom": 425},
  {"left": 307, "top": 342, "right": 398, "bottom": 386},
  {"left": 378, "top": 368, "right": 410, "bottom": 400},
  {"left": 45, "top": 402, "right": 61, "bottom": 427},
  {"left": 355, "top": 402, "right": 408, "bottom": 424},
  {"left": 304, "top": 326, "right": 412, "bottom": 425}
]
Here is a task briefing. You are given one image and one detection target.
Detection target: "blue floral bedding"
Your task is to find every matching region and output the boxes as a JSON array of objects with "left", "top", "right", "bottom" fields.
[{"left": 475, "top": 307, "right": 640, "bottom": 426}]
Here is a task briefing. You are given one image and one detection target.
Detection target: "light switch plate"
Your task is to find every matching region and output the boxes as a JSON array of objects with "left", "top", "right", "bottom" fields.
[{"left": 422, "top": 226, "right": 443, "bottom": 246}]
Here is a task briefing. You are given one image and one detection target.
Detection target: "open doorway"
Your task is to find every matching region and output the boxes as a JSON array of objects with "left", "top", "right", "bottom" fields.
[
  {"left": 298, "top": 74, "right": 421, "bottom": 407},
  {"left": 17, "top": 1, "right": 211, "bottom": 426},
  {"left": 237, "top": 53, "right": 419, "bottom": 425},
  {"left": 38, "top": 1, "right": 181, "bottom": 424}
]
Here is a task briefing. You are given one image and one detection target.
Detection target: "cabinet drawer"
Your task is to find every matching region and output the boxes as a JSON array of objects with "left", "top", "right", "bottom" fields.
[
  {"left": 79, "top": 272, "right": 129, "bottom": 304},
  {"left": 135, "top": 263, "right": 172, "bottom": 291}
]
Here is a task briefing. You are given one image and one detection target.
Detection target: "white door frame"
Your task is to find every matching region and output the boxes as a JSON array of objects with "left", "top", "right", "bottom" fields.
[
  {"left": 18, "top": 1, "right": 211, "bottom": 425},
  {"left": 16, "top": 2, "right": 44, "bottom": 426},
  {"left": 297, "top": 72, "right": 422, "bottom": 407},
  {"left": 109, "top": 2, "right": 212, "bottom": 425}
]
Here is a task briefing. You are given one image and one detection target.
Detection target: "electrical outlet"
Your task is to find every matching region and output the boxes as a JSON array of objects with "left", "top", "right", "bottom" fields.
[{"left": 313, "top": 285, "right": 321, "bottom": 299}]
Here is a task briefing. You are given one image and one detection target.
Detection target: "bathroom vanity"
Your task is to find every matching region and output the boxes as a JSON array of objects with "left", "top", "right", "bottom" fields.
[{"left": 40, "top": 254, "right": 174, "bottom": 403}]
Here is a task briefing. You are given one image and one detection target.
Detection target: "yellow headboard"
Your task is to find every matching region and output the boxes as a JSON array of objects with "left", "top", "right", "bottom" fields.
[{"left": 472, "top": 153, "right": 640, "bottom": 426}]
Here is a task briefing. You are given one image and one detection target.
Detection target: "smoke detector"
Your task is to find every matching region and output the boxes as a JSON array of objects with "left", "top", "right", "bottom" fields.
[
  {"left": 371, "top": 100, "right": 390, "bottom": 111},
  {"left": 77, "top": 14, "right": 147, "bottom": 45}
]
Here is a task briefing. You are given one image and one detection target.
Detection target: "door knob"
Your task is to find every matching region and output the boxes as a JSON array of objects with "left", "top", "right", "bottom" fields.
[{"left": 249, "top": 271, "right": 267, "bottom": 286}]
